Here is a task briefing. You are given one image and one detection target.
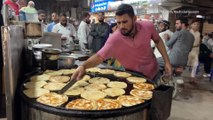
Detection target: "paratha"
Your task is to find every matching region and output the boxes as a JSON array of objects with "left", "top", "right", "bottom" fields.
[
  {"left": 133, "top": 83, "right": 154, "bottom": 91},
  {"left": 46, "top": 70, "right": 63, "bottom": 76},
  {"left": 130, "top": 89, "right": 153, "bottom": 100},
  {"left": 30, "top": 74, "right": 50, "bottom": 82},
  {"left": 24, "top": 81, "right": 47, "bottom": 89},
  {"left": 79, "top": 75, "right": 91, "bottom": 81},
  {"left": 96, "top": 99, "right": 122, "bottom": 110},
  {"left": 64, "top": 87, "right": 85, "bottom": 96},
  {"left": 127, "top": 77, "right": 146, "bottom": 83},
  {"left": 86, "top": 67, "right": 101, "bottom": 73},
  {"left": 103, "top": 88, "right": 125, "bottom": 97},
  {"left": 72, "top": 81, "right": 89, "bottom": 88},
  {"left": 107, "top": 81, "right": 127, "bottom": 89},
  {"left": 85, "top": 83, "right": 107, "bottom": 90},
  {"left": 66, "top": 99, "right": 97, "bottom": 110},
  {"left": 43, "top": 82, "right": 66, "bottom": 91},
  {"left": 98, "top": 69, "right": 115, "bottom": 74},
  {"left": 81, "top": 90, "right": 107, "bottom": 100},
  {"left": 113, "top": 71, "right": 131, "bottom": 78},
  {"left": 43, "top": 70, "right": 54, "bottom": 74},
  {"left": 49, "top": 76, "right": 70, "bottom": 83},
  {"left": 117, "top": 95, "right": 145, "bottom": 107},
  {"left": 36, "top": 92, "right": 68, "bottom": 107},
  {"left": 60, "top": 69, "right": 76, "bottom": 75},
  {"left": 88, "top": 77, "right": 110, "bottom": 84},
  {"left": 23, "top": 88, "right": 50, "bottom": 98}
]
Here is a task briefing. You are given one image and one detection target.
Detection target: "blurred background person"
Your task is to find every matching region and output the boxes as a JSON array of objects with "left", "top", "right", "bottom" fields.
[
  {"left": 199, "top": 39, "right": 213, "bottom": 77},
  {"left": 77, "top": 12, "right": 91, "bottom": 51},
  {"left": 52, "top": 13, "right": 76, "bottom": 51},
  {"left": 19, "top": 1, "right": 37, "bottom": 14},
  {"left": 187, "top": 19, "right": 201, "bottom": 84},
  {"left": 4, "top": 0, "right": 19, "bottom": 21},
  {"left": 46, "top": 12, "right": 59, "bottom": 32},
  {"left": 207, "top": 33, "right": 213, "bottom": 52},
  {"left": 37, "top": 9, "right": 46, "bottom": 24},
  {"left": 154, "top": 20, "right": 173, "bottom": 58},
  {"left": 90, "top": 12, "right": 109, "bottom": 53}
]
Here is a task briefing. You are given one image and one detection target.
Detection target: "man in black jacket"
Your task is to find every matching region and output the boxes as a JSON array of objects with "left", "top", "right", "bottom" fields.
[
  {"left": 199, "top": 43, "right": 213, "bottom": 76},
  {"left": 90, "top": 12, "right": 109, "bottom": 53}
]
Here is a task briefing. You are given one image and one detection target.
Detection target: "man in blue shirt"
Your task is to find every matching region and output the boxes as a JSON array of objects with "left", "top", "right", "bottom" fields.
[{"left": 47, "top": 12, "right": 59, "bottom": 32}]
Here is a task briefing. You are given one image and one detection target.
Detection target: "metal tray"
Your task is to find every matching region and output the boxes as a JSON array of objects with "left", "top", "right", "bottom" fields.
[{"left": 20, "top": 68, "right": 152, "bottom": 118}]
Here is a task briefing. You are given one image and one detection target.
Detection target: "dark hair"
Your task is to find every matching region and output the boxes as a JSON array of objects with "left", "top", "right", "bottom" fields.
[
  {"left": 60, "top": 13, "right": 67, "bottom": 18},
  {"left": 83, "top": 12, "right": 90, "bottom": 18},
  {"left": 115, "top": 4, "right": 135, "bottom": 17},
  {"left": 160, "top": 20, "right": 170, "bottom": 29},
  {"left": 190, "top": 18, "right": 199, "bottom": 24},
  {"left": 109, "top": 23, "right": 117, "bottom": 33},
  {"left": 176, "top": 17, "right": 189, "bottom": 26},
  {"left": 37, "top": 10, "right": 46, "bottom": 15}
]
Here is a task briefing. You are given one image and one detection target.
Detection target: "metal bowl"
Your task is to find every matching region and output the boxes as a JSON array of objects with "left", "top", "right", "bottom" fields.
[
  {"left": 42, "top": 48, "right": 62, "bottom": 61},
  {"left": 58, "top": 55, "right": 75, "bottom": 69}
]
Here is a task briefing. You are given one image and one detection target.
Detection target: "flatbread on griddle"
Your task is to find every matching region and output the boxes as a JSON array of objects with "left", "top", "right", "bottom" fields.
[
  {"left": 117, "top": 95, "right": 145, "bottom": 107},
  {"left": 113, "top": 71, "right": 131, "bottom": 78},
  {"left": 103, "top": 88, "right": 125, "bottom": 97},
  {"left": 36, "top": 92, "right": 68, "bottom": 107},
  {"left": 107, "top": 81, "right": 127, "bottom": 89},
  {"left": 49, "top": 76, "right": 70, "bottom": 83},
  {"left": 24, "top": 81, "right": 47, "bottom": 89},
  {"left": 23, "top": 88, "right": 50, "bottom": 98},
  {"left": 81, "top": 90, "right": 107, "bottom": 100},
  {"left": 127, "top": 76, "right": 146, "bottom": 83},
  {"left": 88, "top": 77, "right": 110, "bottom": 84}
]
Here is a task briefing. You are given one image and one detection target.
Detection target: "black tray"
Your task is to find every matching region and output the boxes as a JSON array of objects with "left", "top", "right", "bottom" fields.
[{"left": 20, "top": 68, "right": 152, "bottom": 118}]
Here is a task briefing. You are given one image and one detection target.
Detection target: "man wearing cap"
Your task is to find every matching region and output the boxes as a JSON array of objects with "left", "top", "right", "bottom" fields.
[{"left": 154, "top": 20, "right": 173, "bottom": 58}]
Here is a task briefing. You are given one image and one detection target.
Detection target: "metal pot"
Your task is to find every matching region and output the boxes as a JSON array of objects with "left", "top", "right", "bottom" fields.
[
  {"left": 42, "top": 48, "right": 62, "bottom": 61},
  {"left": 41, "top": 48, "right": 62, "bottom": 71},
  {"left": 58, "top": 54, "right": 75, "bottom": 69},
  {"left": 32, "top": 44, "right": 52, "bottom": 60}
]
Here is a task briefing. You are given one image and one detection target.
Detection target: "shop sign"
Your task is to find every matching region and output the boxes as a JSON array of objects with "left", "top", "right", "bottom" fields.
[
  {"left": 90, "top": 0, "right": 114, "bottom": 12},
  {"left": 94, "top": 0, "right": 110, "bottom": 2}
]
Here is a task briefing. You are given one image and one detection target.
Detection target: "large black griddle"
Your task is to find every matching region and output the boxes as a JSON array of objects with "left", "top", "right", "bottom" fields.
[{"left": 20, "top": 68, "right": 152, "bottom": 118}]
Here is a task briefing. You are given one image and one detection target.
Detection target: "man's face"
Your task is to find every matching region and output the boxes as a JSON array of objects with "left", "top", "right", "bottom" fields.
[
  {"left": 60, "top": 16, "right": 67, "bottom": 26},
  {"left": 98, "top": 13, "right": 104, "bottom": 22},
  {"left": 116, "top": 14, "right": 136, "bottom": 36},
  {"left": 175, "top": 20, "right": 182, "bottom": 31},
  {"left": 38, "top": 13, "right": 46, "bottom": 22},
  {"left": 85, "top": 15, "right": 91, "bottom": 24},
  {"left": 191, "top": 22, "right": 199, "bottom": 31},
  {"left": 51, "top": 13, "right": 59, "bottom": 22},
  {"left": 159, "top": 22, "right": 166, "bottom": 32}
]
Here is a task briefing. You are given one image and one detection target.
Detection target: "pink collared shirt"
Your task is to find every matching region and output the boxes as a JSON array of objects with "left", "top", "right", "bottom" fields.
[{"left": 97, "top": 21, "right": 160, "bottom": 80}]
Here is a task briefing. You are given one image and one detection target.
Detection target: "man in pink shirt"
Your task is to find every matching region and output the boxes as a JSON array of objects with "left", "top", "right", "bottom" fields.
[{"left": 72, "top": 4, "right": 171, "bottom": 82}]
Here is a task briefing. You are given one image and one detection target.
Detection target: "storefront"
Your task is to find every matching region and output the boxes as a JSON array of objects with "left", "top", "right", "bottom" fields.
[{"left": 89, "top": 0, "right": 168, "bottom": 24}]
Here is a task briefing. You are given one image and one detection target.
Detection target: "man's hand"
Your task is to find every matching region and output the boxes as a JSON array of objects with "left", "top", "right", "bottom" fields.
[
  {"left": 71, "top": 66, "right": 86, "bottom": 80},
  {"left": 164, "top": 62, "right": 172, "bottom": 77}
]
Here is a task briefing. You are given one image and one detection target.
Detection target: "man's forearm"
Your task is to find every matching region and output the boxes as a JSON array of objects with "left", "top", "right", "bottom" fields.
[
  {"left": 156, "top": 39, "right": 170, "bottom": 64},
  {"left": 81, "top": 54, "right": 104, "bottom": 69}
]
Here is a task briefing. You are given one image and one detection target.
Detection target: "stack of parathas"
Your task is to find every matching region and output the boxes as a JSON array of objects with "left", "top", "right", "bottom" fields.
[{"left": 23, "top": 67, "right": 154, "bottom": 110}]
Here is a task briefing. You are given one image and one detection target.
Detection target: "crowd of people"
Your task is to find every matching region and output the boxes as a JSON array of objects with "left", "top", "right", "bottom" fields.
[{"left": 3, "top": 0, "right": 213, "bottom": 84}]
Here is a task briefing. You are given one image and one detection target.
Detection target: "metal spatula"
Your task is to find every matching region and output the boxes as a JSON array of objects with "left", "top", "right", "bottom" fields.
[{"left": 58, "top": 79, "right": 77, "bottom": 94}]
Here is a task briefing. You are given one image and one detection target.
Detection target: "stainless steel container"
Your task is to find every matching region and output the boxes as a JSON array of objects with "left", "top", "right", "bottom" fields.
[{"left": 41, "top": 48, "right": 61, "bottom": 71}]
